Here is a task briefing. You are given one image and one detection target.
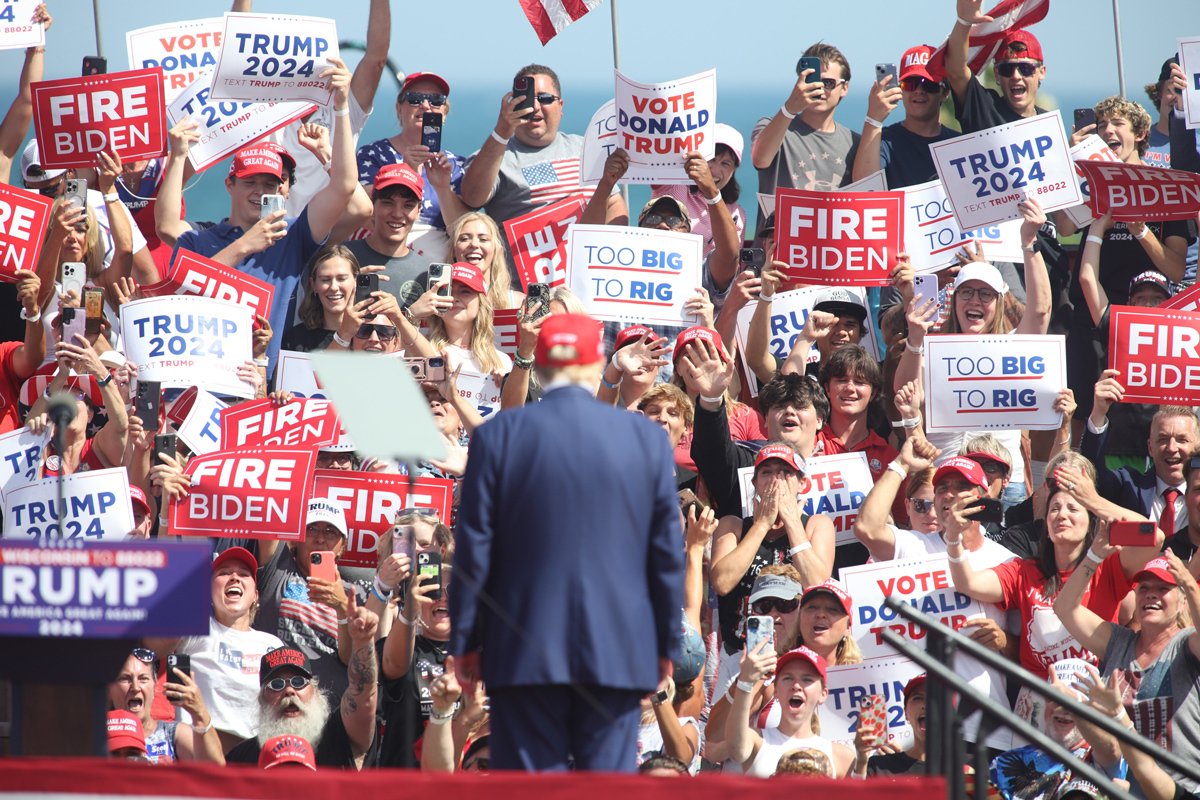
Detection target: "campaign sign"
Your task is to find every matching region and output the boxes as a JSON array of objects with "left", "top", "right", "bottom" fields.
[
  {"left": 1163, "top": 283, "right": 1200, "bottom": 313},
  {"left": 580, "top": 100, "right": 664, "bottom": 186},
  {"left": 924, "top": 334, "right": 1066, "bottom": 432},
  {"left": 1108, "top": 305, "right": 1200, "bottom": 405},
  {"left": 3, "top": 468, "right": 135, "bottom": 542},
  {"left": 903, "top": 179, "right": 1024, "bottom": 273},
  {"left": 126, "top": 17, "right": 224, "bottom": 103},
  {"left": 120, "top": 295, "right": 254, "bottom": 399},
  {"left": 503, "top": 196, "right": 586, "bottom": 289},
  {"left": 775, "top": 189, "right": 905, "bottom": 286},
  {"left": 614, "top": 69, "right": 716, "bottom": 183},
  {"left": 1180, "top": 37, "right": 1200, "bottom": 130},
  {"left": 219, "top": 397, "right": 339, "bottom": 449},
  {"left": 0, "top": 427, "right": 47, "bottom": 500},
  {"left": 314, "top": 469, "right": 454, "bottom": 568},
  {"left": 0, "top": 183, "right": 53, "bottom": 282},
  {"left": 841, "top": 555, "right": 983, "bottom": 660},
  {"left": 172, "top": 447, "right": 316, "bottom": 539},
  {"left": 209, "top": 13, "right": 340, "bottom": 107},
  {"left": 1061, "top": 134, "right": 1123, "bottom": 228},
  {"left": 733, "top": 286, "right": 881, "bottom": 397},
  {"left": 0, "top": 539, "right": 211, "bottom": 638},
  {"left": 141, "top": 247, "right": 275, "bottom": 320},
  {"left": 839, "top": 170, "right": 888, "bottom": 193},
  {"left": 931, "top": 111, "right": 1080, "bottom": 230},
  {"left": 167, "top": 69, "right": 314, "bottom": 173},
  {"left": 1074, "top": 160, "right": 1200, "bottom": 223},
  {"left": 493, "top": 308, "right": 520, "bottom": 358},
  {"left": 0, "top": 0, "right": 44, "bottom": 51},
  {"left": 567, "top": 224, "right": 703, "bottom": 327},
  {"left": 820, "top": 655, "right": 924, "bottom": 746},
  {"left": 454, "top": 367, "right": 504, "bottom": 420},
  {"left": 737, "top": 452, "right": 874, "bottom": 546},
  {"left": 32, "top": 68, "right": 167, "bottom": 169},
  {"left": 176, "top": 389, "right": 226, "bottom": 455}
]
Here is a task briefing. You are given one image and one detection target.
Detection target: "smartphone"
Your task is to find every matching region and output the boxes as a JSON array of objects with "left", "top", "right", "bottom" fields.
[
  {"left": 64, "top": 179, "right": 87, "bottom": 211},
  {"left": 355, "top": 273, "right": 379, "bottom": 306},
  {"left": 677, "top": 488, "right": 702, "bottom": 522},
  {"left": 82, "top": 56, "right": 107, "bottom": 76},
  {"left": 61, "top": 262, "right": 85, "bottom": 301},
  {"left": 524, "top": 282, "right": 550, "bottom": 319},
  {"left": 875, "top": 63, "right": 898, "bottom": 85},
  {"left": 260, "top": 193, "right": 286, "bottom": 219},
  {"left": 135, "top": 380, "right": 162, "bottom": 432},
  {"left": 425, "top": 356, "right": 446, "bottom": 383},
  {"left": 404, "top": 357, "right": 430, "bottom": 381},
  {"left": 745, "top": 614, "right": 775, "bottom": 654},
  {"left": 166, "top": 653, "right": 190, "bottom": 679},
  {"left": 153, "top": 433, "right": 177, "bottom": 464},
  {"left": 392, "top": 524, "right": 415, "bottom": 561},
  {"left": 513, "top": 75, "right": 535, "bottom": 114},
  {"left": 60, "top": 306, "right": 85, "bottom": 347},
  {"left": 427, "top": 263, "right": 451, "bottom": 298},
  {"left": 417, "top": 551, "right": 442, "bottom": 601},
  {"left": 967, "top": 496, "right": 1004, "bottom": 525},
  {"left": 913, "top": 274, "right": 940, "bottom": 315},
  {"left": 1073, "top": 107, "right": 1097, "bottom": 132},
  {"left": 1109, "top": 520, "right": 1158, "bottom": 547},
  {"left": 739, "top": 247, "right": 765, "bottom": 276},
  {"left": 83, "top": 287, "right": 104, "bottom": 336},
  {"left": 797, "top": 56, "right": 823, "bottom": 84},
  {"left": 309, "top": 550, "right": 337, "bottom": 583},
  {"left": 421, "top": 112, "right": 443, "bottom": 153},
  {"left": 859, "top": 694, "right": 887, "bottom": 737}
]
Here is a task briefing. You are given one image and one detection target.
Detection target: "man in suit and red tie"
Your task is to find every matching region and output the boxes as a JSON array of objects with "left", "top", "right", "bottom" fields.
[{"left": 450, "top": 313, "right": 683, "bottom": 772}]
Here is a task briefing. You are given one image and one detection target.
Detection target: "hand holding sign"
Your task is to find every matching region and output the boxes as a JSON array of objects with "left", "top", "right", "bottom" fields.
[{"left": 320, "top": 56, "right": 351, "bottom": 110}]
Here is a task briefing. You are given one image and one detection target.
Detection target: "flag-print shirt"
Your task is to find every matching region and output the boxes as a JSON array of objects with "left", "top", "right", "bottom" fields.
[{"left": 355, "top": 139, "right": 465, "bottom": 229}]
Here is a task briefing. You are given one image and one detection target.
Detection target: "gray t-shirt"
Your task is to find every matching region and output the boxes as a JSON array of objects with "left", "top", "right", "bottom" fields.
[
  {"left": 468, "top": 132, "right": 588, "bottom": 227},
  {"left": 344, "top": 238, "right": 437, "bottom": 310},
  {"left": 752, "top": 117, "right": 859, "bottom": 199},
  {"left": 1100, "top": 625, "right": 1200, "bottom": 793}
]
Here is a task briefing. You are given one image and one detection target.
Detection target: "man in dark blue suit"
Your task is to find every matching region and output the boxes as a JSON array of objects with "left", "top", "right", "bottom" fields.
[
  {"left": 449, "top": 313, "right": 684, "bottom": 772},
  {"left": 1081, "top": 369, "right": 1197, "bottom": 533}
]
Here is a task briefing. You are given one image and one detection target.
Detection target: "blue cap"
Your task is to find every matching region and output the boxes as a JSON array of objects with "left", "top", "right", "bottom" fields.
[{"left": 673, "top": 614, "right": 706, "bottom": 684}]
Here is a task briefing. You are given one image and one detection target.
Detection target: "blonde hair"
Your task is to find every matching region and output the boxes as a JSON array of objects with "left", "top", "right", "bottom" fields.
[
  {"left": 426, "top": 285, "right": 506, "bottom": 374},
  {"left": 773, "top": 748, "right": 832, "bottom": 777},
  {"left": 961, "top": 434, "right": 1013, "bottom": 470},
  {"left": 637, "top": 383, "right": 695, "bottom": 429},
  {"left": 50, "top": 198, "right": 103, "bottom": 281},
  {"left": 447, "top": 212, "right": 515, "bottom": 310},
  {"left": 548, "top": 285, "right": 587, "bottom": 314}
]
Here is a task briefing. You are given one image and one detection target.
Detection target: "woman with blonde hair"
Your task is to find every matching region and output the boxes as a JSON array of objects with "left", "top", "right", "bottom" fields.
[
  {"left": 447, "top": 211, "right": 519, "bottom": 310},
  {"left": 426, "top": 262, "right": 510, "bottom": 382}
]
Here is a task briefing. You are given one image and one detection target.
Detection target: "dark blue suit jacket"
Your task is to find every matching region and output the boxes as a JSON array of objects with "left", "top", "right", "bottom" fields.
[
  {"left": 449, "top": 385, "right": 684, "bottom": 691},
  {"left": 1080, "top": 423, "right": 1158, "bottom": 516}
]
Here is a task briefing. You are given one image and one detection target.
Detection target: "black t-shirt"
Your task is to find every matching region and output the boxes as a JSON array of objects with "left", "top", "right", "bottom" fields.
[
  {"left": 375, "top": 634, "right": 447, "bottom": 768},
  {"left": 953, "top": 77, "right": 1047, "bottom": 134},
  {"left": 1164, "top": 528, "right": 1198, "bottom": 563},
  {"left": 868, "top": 750, "right": 924, "bottom": 776},
  {"left": 717, "top": 516, "right": 804, "bottom": 655},
  {"left": 1070, "top": 221, "right": 1194, "bottom": 311},
  {"left": 282, "top": 324, "right": 335, "bottom": 353},
  {"left": 879, "top": 123, "right": 959, "bottom": 188},
  {"left": 225, "top": 709, "right": 360, "bottom": 768}
]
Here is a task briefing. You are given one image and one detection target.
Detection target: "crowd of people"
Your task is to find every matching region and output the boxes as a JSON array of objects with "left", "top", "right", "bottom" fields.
[{"left": 2, "top": 0, "right": 1199, "bottom": 792}]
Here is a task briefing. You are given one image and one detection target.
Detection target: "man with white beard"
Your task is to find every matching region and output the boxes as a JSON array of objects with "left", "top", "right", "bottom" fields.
[{"left": 224, "top": 593, "right": 379, "bottom": 769}]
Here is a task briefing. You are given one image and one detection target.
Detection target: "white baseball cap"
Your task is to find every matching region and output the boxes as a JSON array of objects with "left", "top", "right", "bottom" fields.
[
  {"left": 20, "top": 140, "right": 66, "bottom": 183},
  {"left": 714, "top": 123, "right": 744, "bottom": 164},
  {"left": 305, "top": 498, "right": 347, "bottom": 537},
  {"left": 953, "top": 262, "right": 1008, "bottom": 295}
]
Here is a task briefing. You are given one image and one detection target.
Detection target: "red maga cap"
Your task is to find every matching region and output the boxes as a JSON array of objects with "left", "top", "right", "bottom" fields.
[
  {"left": 673, "top": 326, "right": 725, "bottom": 363},
  {"left": 229, "top": 146, "right": 284, "bottom": 180},
  {"left": 451, "top": 262, "right": 486, "bottom": 293},
  {"left": 997, "top": 30, "right": 1044, "bottom": 63},
  {"left": 776, "top": 645, "right": 827, "bottom": 681},
  {"left": 259, "top": 735, "right": 317, "bottom": 770},
  {"left": 754, "top": 444, "right": 805, "bottom": 474},
  {"left": 802, "top": 579, "right": 853, "bottom": 616},
  {"left": 374, "top": 162, "right": 424, "bottom": 199},
  {"left": 535, "top": 314, "right": 604, "bottom": 368},
  {"left": 900, "top": 45, "right": 937, "bottom": 82},
  {"left": 933, "top": 456, "right": 988, "bottom": 491}
]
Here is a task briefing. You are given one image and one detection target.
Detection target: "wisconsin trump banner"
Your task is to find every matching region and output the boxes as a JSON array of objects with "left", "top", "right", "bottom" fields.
[
  {"left": 775, "top": 189, "right": 904, "bottom": 286},
  {"left": 1109, "top": 305, "right": 1200, "bottom": 405}
]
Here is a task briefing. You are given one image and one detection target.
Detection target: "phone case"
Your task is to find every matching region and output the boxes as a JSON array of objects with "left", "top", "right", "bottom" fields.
[
  {"left": 859, "top": 694, "right": 887, "bottom": 737},
  {"left": 745, "top": 615, "right": 774, "bottom": 654},
  {"left": 309, "top": 551, "right": 337, "bottom": 583}
]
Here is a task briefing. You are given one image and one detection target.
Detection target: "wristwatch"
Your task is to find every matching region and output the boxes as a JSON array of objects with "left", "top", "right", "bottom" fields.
[{"left": 651, "top": 689, "right": 670, "bottom": 706}]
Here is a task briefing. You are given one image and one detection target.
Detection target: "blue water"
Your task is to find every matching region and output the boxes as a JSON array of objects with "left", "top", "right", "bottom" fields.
[{"left": 175, "top": 84, "right": 1097, "bottom": 230}]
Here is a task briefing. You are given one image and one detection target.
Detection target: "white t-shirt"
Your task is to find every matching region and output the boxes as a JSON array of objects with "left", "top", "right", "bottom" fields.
[
  {"left": 87, "top": 188, "right": 149, "bottom": 267},
  {"left": 271, "top": 93, "right": 371, "bottom": 217},
  {"left": 176, "top": 618, "right": 286, "bottom": 740}
]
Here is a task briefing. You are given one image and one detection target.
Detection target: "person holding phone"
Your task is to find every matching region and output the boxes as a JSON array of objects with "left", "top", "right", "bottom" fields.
[
  {"left": 284, "top": 244, "right": 366, "bottom": 352},
  {"left": 447, "top": 212, "right": 520, "bottom": 310},
  {"left": 424, "top": 261, "right": 512, "bottom": 386}
]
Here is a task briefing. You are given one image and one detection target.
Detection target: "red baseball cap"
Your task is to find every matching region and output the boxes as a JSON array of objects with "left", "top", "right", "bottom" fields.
[
  {"left": 374, "top": 162, "right": 424, "bottom": 199},
  {"left": 802, "top": 579, "right": 853, "bottom": 616},
  {"left": 996, "top": 30, "right": 1044, "bottom": 63},
  {"left": 258, "top": 141, "right": 296, "bottom": 173},
  {"left": 900, "top": 45, "right": 937, "bottom": 82},
  {"left": 536, "top": 314, "right": 604, "bottom": 368},
  {"left": 213, "top": 546, "right": 258, "bottom": 576},
  {"left": 229, "top": 145, "right": 284, "bottom": 180},
  {"left": 776, "top": 645, "right": 827, "bottom": 681},
  {"left": 401, "top": 71, "right": 450, "bottom": 96},
  {"left": 754, "top": 444, "right": 806, "bottom": 474},
  {"left": 615, "top": 325, "right": 655, "bottom": 351},
  {"left": 106, "top": 710, "right": 146, "bottom": 754},
  {"left": 904, "top": 673, "right": 927, "bottom": 700},
  {"left": 673, "top": 326, "right": 726, "bottom": 363},
  {"left": 129, "top": 486, "right": 151, "bottom": 516},
  {"left": 259, "top": 735, "right": 317, "bottom": 771},
  {"left": 451, "top": 262, "right": 486, "bottom": 294},
  {"left": 933, "top": 456, "right": 989, "bottom": 491},
  {"left": 1133, "top": 557, "right": 1176, "bottom": 586}
]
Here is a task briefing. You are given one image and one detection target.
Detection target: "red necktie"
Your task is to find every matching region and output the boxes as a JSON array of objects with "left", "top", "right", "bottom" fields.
[{"left": 1160, "top": 488, "right": 1181, "bottom": 536}]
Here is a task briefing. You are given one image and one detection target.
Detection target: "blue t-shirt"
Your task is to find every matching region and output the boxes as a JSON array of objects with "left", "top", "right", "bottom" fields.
[
  {"left": 879, "top": 122, "right": 959, "bottom": 188},
  {"left": 355, "top": 138, "right": 465, "bottom": 229},
  {"left": 175, "top": 209, "right": 322, "bottom": 373}
]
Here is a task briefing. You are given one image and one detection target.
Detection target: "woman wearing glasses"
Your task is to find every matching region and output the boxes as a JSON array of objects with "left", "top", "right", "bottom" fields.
[{"left": 356, "top": 72, "right": 469, "bottom": 247}]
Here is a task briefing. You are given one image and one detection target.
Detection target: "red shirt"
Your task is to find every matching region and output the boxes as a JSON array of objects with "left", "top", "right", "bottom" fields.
[
  {"left": 816, "top": 427, "right": 906, "bottom": 526},
  {"left": 43, "top": 437, "right": 106, "bottom": 477},
  {"left": 991, "top": 554, "right": 1131, "bottom": 679},
  {"left": 0, "top": 341, "right": 26, "bottom": 435}
]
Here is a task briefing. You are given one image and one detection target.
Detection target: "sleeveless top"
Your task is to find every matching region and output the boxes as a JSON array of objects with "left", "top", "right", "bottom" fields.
[
  {"left": 718, "top": 515, "right": 809, "bottom": 655},
  {"left": 745, "top": 727, "right": 834, "bottom": 778},
  {"left": 144, "top": 720, "right": 177, "bottom": 763}
]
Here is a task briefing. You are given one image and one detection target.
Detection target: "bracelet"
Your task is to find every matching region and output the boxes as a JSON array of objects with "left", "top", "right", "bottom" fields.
[
  {"left": 735, "top": 679, "right": 756, "bottom": 694},
  {"left": 1086, "top": 235, "right": 1104, "bottom": 246},
  {"left": 373, "top": 575, "right": 394, "bottom": 596},
  {"left": 1085, "top": 549, "right": 1104, "bottom": 564},
  {"left": 905, "top": 340, "right": 924, "bottom": 355},
  {"left": 20, "top": 308, "right": 40, "bottom": 323},
  {"left": 600, "top": 375, "right": 620, "bottom": 390},
  {"left": 957, "top": 15, "right": 976, "bottom": 26},
  {"left": 429, "top": 701, "right": 460, "bottom": 723},
  {"left": 254, "top": 357, "right": 269, "bottom": 367},
  {"left": 944, "top": 537, "right": 963, "bottom": 548},
  {"left": 886, "top": 460, "right": 909, "bottom": 478},
  {"left": 864, "top": 116, "right": 884, "bottom": 129},
  {"left": 1133, "top": 226, "right": 1150, "bottom": 240},
  {"left": 370, "top": 585, "right": 389, "bottom": 603},
  {"left": 103, "top": 192, "right": 120, "bottom": 203},
  {"left": 779, "top": 104, "right": 797, "bottom": 120},
  {"left": 759, "top": 290, "right": 776, "bottom": 302},
  {"left": 334, "top": 106, "right": 350, "bottom": 117},
  {"left": 609, "top": 351, "right": 623, "bottom": 373},
  {"left": 338, "top": 617, "right": 350, "bottom": 627},
  {"left": 332, "top": 331, "right": 351, "bottom": 348},
  {"left": 513, "top": 352, "right": 534, "bottom": 370},
  {"left": 787, "top": 541, "right": 812, "bottom": 558},
  {"left": 699, "top": 394, "right": 724, "bottom": 405},
  {"left": 1113, "top": 706, "right": 1129, "bottom": 723},
  {"left": 703, "top": 193, "right": 722, "bottom": 206},
  {"left": 490, "top": 130, "right": 510, "bottom": 146},
  {"left": 191, "top": 720, "right": 213, "bottom": 735},
  {"left": 947, "top": 552, "right": 966, "bottom": 564},
  {"left": 96, "top": 372, "right": 114, "bottom": 388},
  {"left": 892, "top": 416, "right": 920, "bottom": 429},
  {"left": 396, "top": 609, "right": 413, "bottom": 627}
]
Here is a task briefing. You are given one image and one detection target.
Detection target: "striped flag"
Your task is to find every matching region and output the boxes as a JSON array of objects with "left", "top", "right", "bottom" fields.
[
  {"left": 521, "top": 157, "right": 585, "bottom": 205},
  {"left": 520, "top": 0, "right": 602, "bottom": 45},
  {"left": 926, "top": 0, "right": 1050, "bottom": 81}
]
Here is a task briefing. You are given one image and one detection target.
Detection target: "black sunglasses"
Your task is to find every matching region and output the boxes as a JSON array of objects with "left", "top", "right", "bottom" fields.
[
  {"left": 910, "top": 498, "right": 935, "bottom": 514},
  {"left": 752, "top": 597, "right": 800, "bottom": 615},
  {"left": 641, "top": 214, "right": 689, "bottom": 231},
  {"left": 401, "top": 91, "right": 446, "bottom": 107},
  {"left": 355, "top": 323, "right": 399, "bottom": 341},
  {"left": 265, "top": 675, "right": 311, "bottom": 692},
  {"left": 996, "top": 62, "right": 1039, "bottom": 78},
  {"left": 901, "top": 76, "right": 943, "bottom": 93},
  {"left": 535, "top": 93, "right": 560, "bottom": 105}
]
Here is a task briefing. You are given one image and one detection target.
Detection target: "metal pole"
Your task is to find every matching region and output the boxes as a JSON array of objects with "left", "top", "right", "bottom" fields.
[
  {"left": 1111, "top": 0, "right": 1126, "bottom": 97},
  {"left": 609, "top": 0, "right": 629, "bottom": 211},
  {"left": 90, "top": 0, "right": 103, "bottom": 56}
]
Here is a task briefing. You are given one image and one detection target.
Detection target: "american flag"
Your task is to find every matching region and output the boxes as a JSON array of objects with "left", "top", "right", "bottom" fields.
[
  {"left": 280, "top": 582, "right": 339, "bottom": 639},
  {"left": 520, "top": 0, "right": 601, "bottom": 45},
  {"left": 521, "top": 158, "right": 585, "bottom": 205},
  {"left": 926, "top": 0, "right": 1049, "bottom": 81}
]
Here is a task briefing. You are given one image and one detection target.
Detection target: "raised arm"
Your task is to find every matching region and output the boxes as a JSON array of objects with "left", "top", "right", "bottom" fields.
[
  {"left": 750, "top": 70, "right": 823, "bottom": 170},
  {"left": 581, "top": 149, "right": 625, "bottom": 225},
  {"left": 1014, "top": 198, "right": 1051, "bottom": 335},
  {"left": 947, "top": 0, "right": 993, "bottom": 103},
  {"left": 0, "top": 6, "right": 48, "bottom": 182},
  {"left": 60, "top": 334, "right": 127, "bottom": 466},
  {"left": 11, "top": 270, "right": 45, "bottom": 378},
  {"left": 155, "top": 119, "right": 199, "bottom": 250},
  {"left": 725, "top": 641, "right": 774, "bottom": 768},
  {"left": 1051, "top": 529, "right": 1116, "bottom": 657},
  {"left": 1127, "top": 220, "right": 1187, "bottom": 283},
  {"left": 348, "top": 0, "right": 389, "bottom": 113},
  {"left": 856, "top": 433, "right": 939, "bottom": 562},
  {"left": 686, "top": 152, "right": 737, "bottom": 290},
  {"left": 744, "top": 265, "right": 784, "bottom": 382},
  {"left": 306, "top": 58, "right": 358, "bottom": 242},
  {"left": 944, "top": 497, "right": 1006, "bottom": 604},
  {"left": 459, "top": 92, "right": 528, "bottom": 208},
  {"left": 710, "top": 513, "right": 765, "bottom": 596},
  {"left": 340, "top": 591, "right": 379, "bottom": 756},
  {"left": 851, "top": 75, "right": 901, "bottom": 181},
  {"left": 1077, "top": 214, "right": 1113, "bottom": 327},
  {"left": 420, "top": 663, "right": 463, "bottom": 773}
]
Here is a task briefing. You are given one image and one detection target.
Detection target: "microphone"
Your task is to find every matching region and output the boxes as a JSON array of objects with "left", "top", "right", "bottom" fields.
[{"left": 46, "top": 391, "right": 78, "bottom": 430}]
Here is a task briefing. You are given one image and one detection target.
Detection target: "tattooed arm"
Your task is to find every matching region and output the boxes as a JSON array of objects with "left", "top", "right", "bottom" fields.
[{"left": 340, "top": 590, "right": 380, "bottom": 756}]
